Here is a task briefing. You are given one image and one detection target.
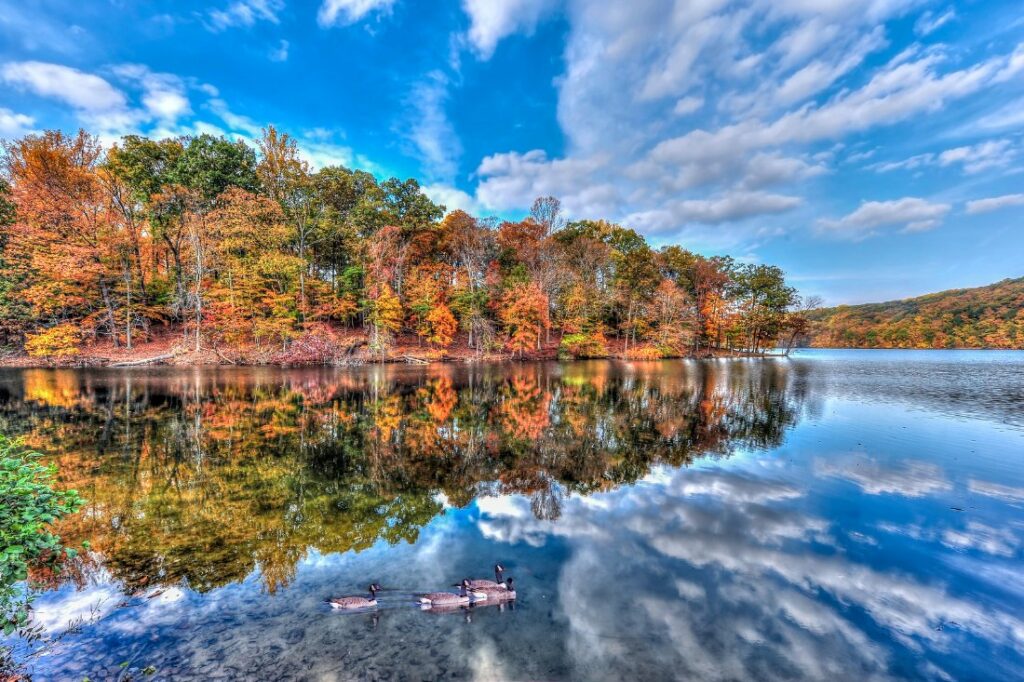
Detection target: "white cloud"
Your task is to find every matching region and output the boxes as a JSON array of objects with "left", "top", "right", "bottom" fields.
[
  {"left": 461, "top": 0, "right": 559, "bottom": 59},
  {"left": 270, "top": 39, "right": 290, "bottom": 62},
  {"left": 111, "top": 64, "right": 192, "bottom": 124},
  {"left": 973, "top": 95, "right": 1024, "bottom": 132},
  {"left": 207, "top": 0, "right": 284, "bottom": 31},
  {"left": 628, "top": 191, "right": 803, "bottom": 232},
  {"left": 423, "top": 183, "right": 485, "bottom": 215},
  {"left": 318, "top": 0, "right": 395, "bottom": 27},
  {"left": 672, "top": 96, "right": 704, "bottom": 116},
  {"left": 475, "top": 149, "right": 619, "bottom": 217},
  {"left": 873, "top": 139, "right": 1017, "bottom": 175},
  {"left": 938, "top": 139, "right": 1016, "bottom": 174},
  {"left": 404, "top": 70, "right": 462, "bottom": 182},
  {"left": 914, "top": 8, "right": 956, "bottom": 36},
  {"left": 2, "top": 61, "right": 127, "bottom": 113},
  {"left": 0, "top": 107, "right": 34, "bottom": 137},
  {"left": 818, "top": 198, "right": 952, "bottom": 238}
]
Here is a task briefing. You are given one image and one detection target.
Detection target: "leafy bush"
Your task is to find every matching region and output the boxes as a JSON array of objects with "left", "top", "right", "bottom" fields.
[
  {"left": 559, "top": 332, "right": 609, "bottom": 359},
  {"left": 1, "top": 435, "right": 83, "bottom": 638},
  {"left": 622, "top": 344, "right": 664, "bottom": 360},
  {"left": 23, "top": 324, "right": 81, "bottom": 359}
]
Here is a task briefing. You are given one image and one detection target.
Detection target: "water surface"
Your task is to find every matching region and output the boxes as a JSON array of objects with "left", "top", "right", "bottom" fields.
[{"left": 2, "top": 350, "right": 1023, "bottom": 680}]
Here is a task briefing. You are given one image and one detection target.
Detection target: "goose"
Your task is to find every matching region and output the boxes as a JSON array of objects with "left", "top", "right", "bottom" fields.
[
  {"left": 467, "top": 564, "right": 507, "bottom": 590},
  {"left": 328, "top": 583, "right": 381, "bottom": 609},
  {"left": 419, "top": 579, "right": 486, "bottom": 606},
  {"left": 472, "top": 577, "right": 517, "bottom": 601}
]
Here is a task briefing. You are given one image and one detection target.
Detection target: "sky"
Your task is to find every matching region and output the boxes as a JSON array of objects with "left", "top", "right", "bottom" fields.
[{"left": 1, "top": 0, "right": 1022, "bottom": 305}]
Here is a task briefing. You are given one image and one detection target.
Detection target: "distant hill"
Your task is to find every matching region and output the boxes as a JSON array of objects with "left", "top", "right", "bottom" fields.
[{"left": 806, "top": 277, "right": 1024, "bottom": 349}]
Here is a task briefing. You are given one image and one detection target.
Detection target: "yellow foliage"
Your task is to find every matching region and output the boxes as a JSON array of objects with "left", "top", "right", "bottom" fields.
[{"left": 25, "top": 324, "right": 81, "bottom": 358}]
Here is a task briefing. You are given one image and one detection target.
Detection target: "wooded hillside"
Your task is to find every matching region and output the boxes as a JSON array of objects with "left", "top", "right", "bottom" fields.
[{"left": 807, "top": 278, "right": 1024, "bottom": 349}]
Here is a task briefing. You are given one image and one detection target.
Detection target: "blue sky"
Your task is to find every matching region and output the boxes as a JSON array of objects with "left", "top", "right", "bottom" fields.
[{"left": 1, "top": 0, "right": 1022, "bottom": 304}]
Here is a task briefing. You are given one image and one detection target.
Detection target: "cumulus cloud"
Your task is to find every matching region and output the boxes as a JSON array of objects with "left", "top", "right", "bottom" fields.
[
  {"left": 2, "top": 60, "right": 127, "bottom": 113},
  {"left": 817, "top": 198, "right": 952, "bottom": 238},
  {"left": 628, "top": 192, "right": 803, "bottom": 233},
  {"left": 0, "top": 107, "right": 34, "bottom": 137},
  {"left": 207, "top": 0, "right": 284, "bottom": 31},
  {"left": 318, "top": 0, "right": 395, "bottom": 27},
  {"left": 461, "top": 0, "right": 559, "bottom": 59},
  {"left": 0, "top": 60, "right": 207, "bottom": 139},
  {"left": 423, "top": 183, "right": 485, "bottom": 215},
  {"left": 111, "top": 64, "right": 192, "bottom": 123}
]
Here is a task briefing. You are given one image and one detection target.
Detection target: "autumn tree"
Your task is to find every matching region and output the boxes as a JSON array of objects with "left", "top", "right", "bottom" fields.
[
  {"left": 498, "top": 280, "right": 550, "bottom": 357},
  {"left": 2, "top": 130, "right": 127, "bottom": 343},
  {"left": 206, "top": 188, "right": 302, "bottom": 350}
]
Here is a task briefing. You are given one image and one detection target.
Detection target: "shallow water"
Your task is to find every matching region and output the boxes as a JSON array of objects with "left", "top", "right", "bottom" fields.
[{"left": 1, "top": 350, "right": 1023, "bottom": 681}]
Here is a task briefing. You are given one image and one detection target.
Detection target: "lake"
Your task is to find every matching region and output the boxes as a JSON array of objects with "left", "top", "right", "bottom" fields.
[{"left": 2, "top": 350, "right": 1023, "bottom": 681}]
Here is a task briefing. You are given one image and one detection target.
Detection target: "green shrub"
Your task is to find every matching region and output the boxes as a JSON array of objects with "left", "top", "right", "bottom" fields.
[
  {"left": 1, "top": 435, "right": 82, "bottom": 638},
  {"left": 560, "top": 332, "right": 610, "bottom": 359}
]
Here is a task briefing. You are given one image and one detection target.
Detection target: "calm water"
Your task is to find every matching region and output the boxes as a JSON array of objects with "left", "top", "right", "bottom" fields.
[{"left": 2, "top": 350, "right": 1023, "bottom": 681}]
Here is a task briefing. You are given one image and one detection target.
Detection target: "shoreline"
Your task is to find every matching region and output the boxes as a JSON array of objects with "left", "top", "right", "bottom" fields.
[
  {"left": 3, "top": 346, "right": 1019, "bottom": 370},
  {"left": 0, "top": 348, "right": 755, "bottom": 369}
]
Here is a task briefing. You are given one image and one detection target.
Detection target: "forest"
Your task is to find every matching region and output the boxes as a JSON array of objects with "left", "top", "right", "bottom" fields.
[
  {"left": 0, "top": 128, "right": 807, "bottom": 365},
  {"left": 806, "top": 277, "right": 1024, "bottom": 349}
]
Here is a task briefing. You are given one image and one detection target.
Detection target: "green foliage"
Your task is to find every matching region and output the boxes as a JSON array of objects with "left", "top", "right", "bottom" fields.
[
  {"left": 0, "top": 178, "right": 15, "bottom": 230},
  {"left": 807, "top": 277, "right": 1024, "bottom": 349},
  {"left": 105, "top": 135, "right": 184, "bottom": 204},
  {"left": 560, "top": 332, "right": 610, "bottom": 359},
  {"left": 173, "top": 134, "right": 259, "bottom": 202},
  {"left": 0, "top": 435, "right": 82, "bottom": 638}
]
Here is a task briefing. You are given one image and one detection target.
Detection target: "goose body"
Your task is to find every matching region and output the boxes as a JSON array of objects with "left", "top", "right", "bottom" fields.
[
  {"left": 329, "top": 583, "right": 381, "bottom": 609},
  {"left": 472, "top": 578, "right": 517, "bottom": 601},
  {"left": 467, "top": 564, "right": 506, "bottom": 590},
  {"left": 419, "top": 579, "right": 485, "bottom": 606}
]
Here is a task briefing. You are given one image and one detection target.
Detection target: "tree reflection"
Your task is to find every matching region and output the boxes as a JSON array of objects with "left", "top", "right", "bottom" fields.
[{"left": 0, "top": 361, "right": 806, "bottom": 594}]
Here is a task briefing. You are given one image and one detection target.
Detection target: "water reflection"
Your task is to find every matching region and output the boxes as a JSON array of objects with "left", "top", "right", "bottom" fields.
[
  {"left": 1, "top": 353, "right": 1022, "bottom": 680},
  {"left": 0, "top": 361, "right": 804, "bottom": 595}
]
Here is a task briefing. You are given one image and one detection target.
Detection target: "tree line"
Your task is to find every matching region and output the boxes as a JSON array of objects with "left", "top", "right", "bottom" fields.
[{"left": 0, "top": 127, "right": 808, "bottom": 362}]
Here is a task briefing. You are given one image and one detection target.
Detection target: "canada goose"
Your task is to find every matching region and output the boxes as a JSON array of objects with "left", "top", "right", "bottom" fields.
[
  {"left": 419, "top": 579, "right": 486, "bottom": 606},
  {"left": 328, "top": 583, "right": 381, "bottom": 609},
  {"left": 467, "top": 564, "right": 506, "bottom": 590},
  {"left": 464, "top": 577, "right": 517, "bottom": 601}
]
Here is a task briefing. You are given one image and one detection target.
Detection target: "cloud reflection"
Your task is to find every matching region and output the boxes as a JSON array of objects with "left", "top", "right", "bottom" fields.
[{"left": 478, "top": 464, "right": 1024, "bottom": 680}]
